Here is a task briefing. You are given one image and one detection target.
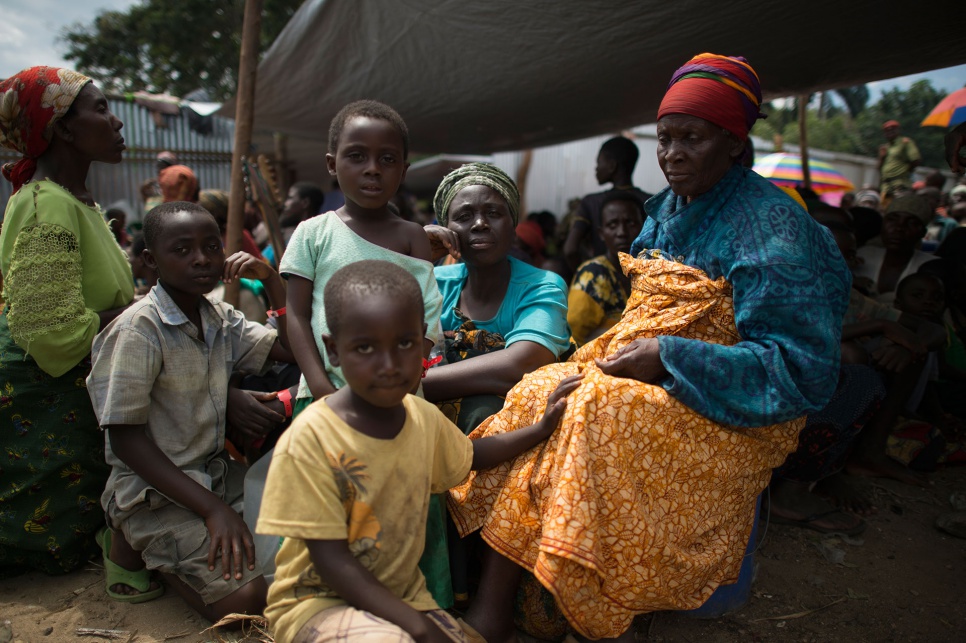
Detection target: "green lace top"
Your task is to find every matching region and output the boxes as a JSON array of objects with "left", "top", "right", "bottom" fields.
[{"left": 0, "top": 180, "right": 134, "bottom": 377}]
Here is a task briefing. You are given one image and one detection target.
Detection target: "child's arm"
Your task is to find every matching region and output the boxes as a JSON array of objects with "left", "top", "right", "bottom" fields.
[
  {"left": 403, "top": 221, "right": 433, "bottom": 263},
  {"left": 471, "top": 373, "right": 582, "bottom": 470},
  {"left": 897, "top": 312, "right": 947, "bottom": 351},
  {"left": 423, "top": 341, "right": 556, "bottom": 400},
  {"left": 305, "top": 540, "right": 452, "bottom": 643},
  {"left": 842, "top": 320, "right": 928, "bottom": 355},
  {"left": 223, "top": 251, "right": 293, "bottom": 361},
  {"left": 108, "top": 424, "right": 255, "bottom": 580},
  {"left": 287, "top": 275, "right": 337, "bottom": 399}
]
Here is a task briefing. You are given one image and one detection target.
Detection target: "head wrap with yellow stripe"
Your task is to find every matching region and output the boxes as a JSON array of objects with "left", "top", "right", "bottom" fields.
[
  {"left": 657, "top": 53, "right": 764, "bottom": 141},
  {"left": 433, "top": 162, "right": 520, "bottom": 226}
]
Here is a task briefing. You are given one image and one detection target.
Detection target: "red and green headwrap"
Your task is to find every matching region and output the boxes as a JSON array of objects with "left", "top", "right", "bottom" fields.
[
  {"left": 657, "top": 53, "right": 763, "bottom": 141},
  {"left": 0, "top": 66, "right": 92, "bottom": 193}
]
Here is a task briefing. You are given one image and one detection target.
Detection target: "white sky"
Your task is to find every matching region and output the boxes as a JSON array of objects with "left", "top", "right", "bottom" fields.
[
  {"left": 0, "top": 0, "right": 139, "bottom": 77},
  {"left": 1, "top": 0, "right": 964, "bottom": 101}
]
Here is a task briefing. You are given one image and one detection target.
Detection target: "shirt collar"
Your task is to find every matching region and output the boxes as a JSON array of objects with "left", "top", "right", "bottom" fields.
[{"left": 149, "top": 283, "right": 224, "bottom": 331}]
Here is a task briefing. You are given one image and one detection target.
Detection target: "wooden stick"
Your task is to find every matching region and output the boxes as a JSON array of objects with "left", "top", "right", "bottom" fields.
[
  {"left": 516, "top": 149, "right": 533, "bottom": 216},
  {"left": 252, "top": 155, "right": 287, "bottom": 265},
  {"left": 273, "top": 133, "right": 290, "bottom": 196},
  {"left": 749, "top": 596, "right": 846, "bottom": 622},
  {"left": 75, "top": 628, "right": 129, "bottom": 639},
  {"left": 225, "top": 0, "right": 264, "bottom": 306},
  {"left": 799, "top": 94, "right": 811, "bottom": 190}
]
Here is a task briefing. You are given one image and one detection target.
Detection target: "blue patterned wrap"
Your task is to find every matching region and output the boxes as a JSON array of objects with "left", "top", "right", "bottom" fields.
[{"left": 630, "top": 165, "right": 850, "bottom": 427}]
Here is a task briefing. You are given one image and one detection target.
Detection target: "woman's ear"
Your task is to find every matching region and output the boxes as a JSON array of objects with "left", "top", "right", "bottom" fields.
[
  {"left": 729, "top": 135, "right": 746, "bottom": 160},
  {"left": 51, "top": 117, "right": 75, "bottom": 144}
]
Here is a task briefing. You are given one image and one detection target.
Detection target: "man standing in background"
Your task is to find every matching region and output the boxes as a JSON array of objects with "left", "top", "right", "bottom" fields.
[{"left": 878, "top": 120, "right": 920, "bottom": 206}]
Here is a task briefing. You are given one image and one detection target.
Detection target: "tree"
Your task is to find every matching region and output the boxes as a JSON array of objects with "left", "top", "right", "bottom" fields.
[
  {"left": 833, "top": 85, "right": 870, "bottom": 119},
  {"left": 752, "top": 80, "right": 949, "bottom": 170},
  {"left": 61, "top": 0, "right": 302, "bottom": 102}
]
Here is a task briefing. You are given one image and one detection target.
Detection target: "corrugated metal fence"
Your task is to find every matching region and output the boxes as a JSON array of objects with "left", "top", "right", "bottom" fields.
[
  {"left": 491, "top": 125, "right": 886, "bottom": 218},
  {"left": 0, "top": 98, "right": 235, "bottom": 221}
]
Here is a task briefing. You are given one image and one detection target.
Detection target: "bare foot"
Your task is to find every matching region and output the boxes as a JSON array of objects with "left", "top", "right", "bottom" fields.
[
  {"left": 846, "top": 454, "right": 930, "bottom": 487},
  {"left": 815, "top": 473, "right": 877, "bottom": 515}
]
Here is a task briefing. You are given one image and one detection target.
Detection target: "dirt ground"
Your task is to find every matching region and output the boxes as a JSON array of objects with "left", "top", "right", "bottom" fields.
[{"left": 2, "top": 468, "right": 964, "bottom": 643}]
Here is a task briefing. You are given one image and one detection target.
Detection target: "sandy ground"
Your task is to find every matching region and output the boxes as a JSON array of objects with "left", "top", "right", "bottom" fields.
[{"left": 2, "top": 468, "right": 964, "bottom": 643}]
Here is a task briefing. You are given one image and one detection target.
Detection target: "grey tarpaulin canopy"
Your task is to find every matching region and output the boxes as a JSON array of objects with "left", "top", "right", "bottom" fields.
[{"left": 242, "top": 0, "right": 966, "bottom": 165}]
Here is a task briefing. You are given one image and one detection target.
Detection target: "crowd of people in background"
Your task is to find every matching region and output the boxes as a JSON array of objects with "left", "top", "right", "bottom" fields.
[{"left": 2, "top": 56, "right": 966, "bottom": 643}]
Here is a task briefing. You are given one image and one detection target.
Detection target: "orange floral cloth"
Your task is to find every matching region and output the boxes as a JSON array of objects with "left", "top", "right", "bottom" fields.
[{"left": 448, "top": 254, "right": 805, "bottom": 639}]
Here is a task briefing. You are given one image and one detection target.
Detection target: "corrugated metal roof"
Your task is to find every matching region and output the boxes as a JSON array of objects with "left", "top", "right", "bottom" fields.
[{"left": 1, "top": 98, "right": 236, "bottom": 220}]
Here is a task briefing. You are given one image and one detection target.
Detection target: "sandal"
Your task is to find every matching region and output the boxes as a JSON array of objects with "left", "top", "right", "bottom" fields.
[{"left": 96, "top": 528, "right": 164, "bottom": 603}]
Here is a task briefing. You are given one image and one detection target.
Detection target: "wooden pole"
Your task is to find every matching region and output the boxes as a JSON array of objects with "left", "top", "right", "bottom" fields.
[
  {"left": 224, "top": 0, "right": 264, "bottom": 306},
  {"left": 273, "top": 132, "right": 289, "bottom": 196},
  {"left": 798, "top": 94, "right": 811, "bottom": 190},
  {"left": 516, "top": 149, "right": 533, "bottom": 216}
]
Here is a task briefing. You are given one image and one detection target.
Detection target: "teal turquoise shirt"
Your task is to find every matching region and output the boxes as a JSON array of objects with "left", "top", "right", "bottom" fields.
[
  {"left": 630, "top": 166, "right": 850, "bottom": 427},
  {"left": 434, "top": 256, "right": 571, "bottom": 358}
]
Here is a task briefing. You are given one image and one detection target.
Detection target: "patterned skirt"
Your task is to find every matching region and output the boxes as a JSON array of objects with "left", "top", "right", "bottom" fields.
[
  {"left": 0, "top": 313, "right": 109, "bottom": 576},
  {"left": 448, "top": 256, "right": 804, "bottom": 639}
]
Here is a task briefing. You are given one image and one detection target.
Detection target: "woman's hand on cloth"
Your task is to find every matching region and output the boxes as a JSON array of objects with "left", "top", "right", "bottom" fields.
[
  {"left": 595, "top": 338, "right": 669, "bottom": 383},
  {"left": 424, "top": 224, "right": 461, "bottom": 261},
  {"left": 226, "top": 388, "right": 285, "bottom": 441}
]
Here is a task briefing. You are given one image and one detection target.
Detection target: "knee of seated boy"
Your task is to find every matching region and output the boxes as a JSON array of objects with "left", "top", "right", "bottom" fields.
[{"left": 114, "top": 493, "right": 265, "bottom": 608}]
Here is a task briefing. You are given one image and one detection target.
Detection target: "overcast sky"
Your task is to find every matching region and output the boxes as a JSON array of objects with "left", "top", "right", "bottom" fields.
[
  {"left": 0, "top": 0, "right": 138, "bottom": 77},
  {"left": 1, "top": 0, "right": 964, "bottom": 101}
]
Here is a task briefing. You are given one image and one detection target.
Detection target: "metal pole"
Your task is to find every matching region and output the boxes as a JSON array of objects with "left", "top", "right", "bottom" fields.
[{"left": 224, "top": 0, "right": 264, "bottom": 306}]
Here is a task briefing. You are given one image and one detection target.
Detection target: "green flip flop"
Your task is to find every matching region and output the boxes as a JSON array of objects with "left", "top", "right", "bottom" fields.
[{"left": 96, "top": 528, "right": 164, "bottom": 604}]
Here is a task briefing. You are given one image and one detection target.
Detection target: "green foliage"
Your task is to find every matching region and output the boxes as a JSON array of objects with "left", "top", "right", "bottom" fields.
[
  {"left": 752, "top": 80, "right": 950, "bottom": 169},
  {"left": 60, "top": 0, "right": 302, "bottom": 102},
  {"left": 833, "top": 85, "right": 870, "bottom": 119},
  {"left": 854, "top": 80, "right": 949, "bottom": 168}
]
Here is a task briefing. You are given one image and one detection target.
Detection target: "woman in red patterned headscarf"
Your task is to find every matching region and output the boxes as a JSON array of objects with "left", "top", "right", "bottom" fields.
[{"left": 0, "top": 68, "right": 137, "bottom": 581}]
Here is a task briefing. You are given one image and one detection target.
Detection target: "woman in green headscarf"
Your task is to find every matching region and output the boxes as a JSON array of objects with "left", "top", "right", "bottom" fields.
[
  {"left": 422, "top": 163, "right": 571, "bottom": 604},
  {"left": 423, "top": 163, "right": 571, "bottom": 421}
]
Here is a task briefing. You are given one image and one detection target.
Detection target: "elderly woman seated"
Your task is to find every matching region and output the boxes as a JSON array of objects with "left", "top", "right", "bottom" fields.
[{"left": 450, "top": 54, "right": 851, "bottom": 642}]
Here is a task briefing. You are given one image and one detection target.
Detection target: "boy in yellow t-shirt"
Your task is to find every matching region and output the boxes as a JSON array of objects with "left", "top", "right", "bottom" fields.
[{"left": 257, "top": 260, "right": 581, "bottom": 642}]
